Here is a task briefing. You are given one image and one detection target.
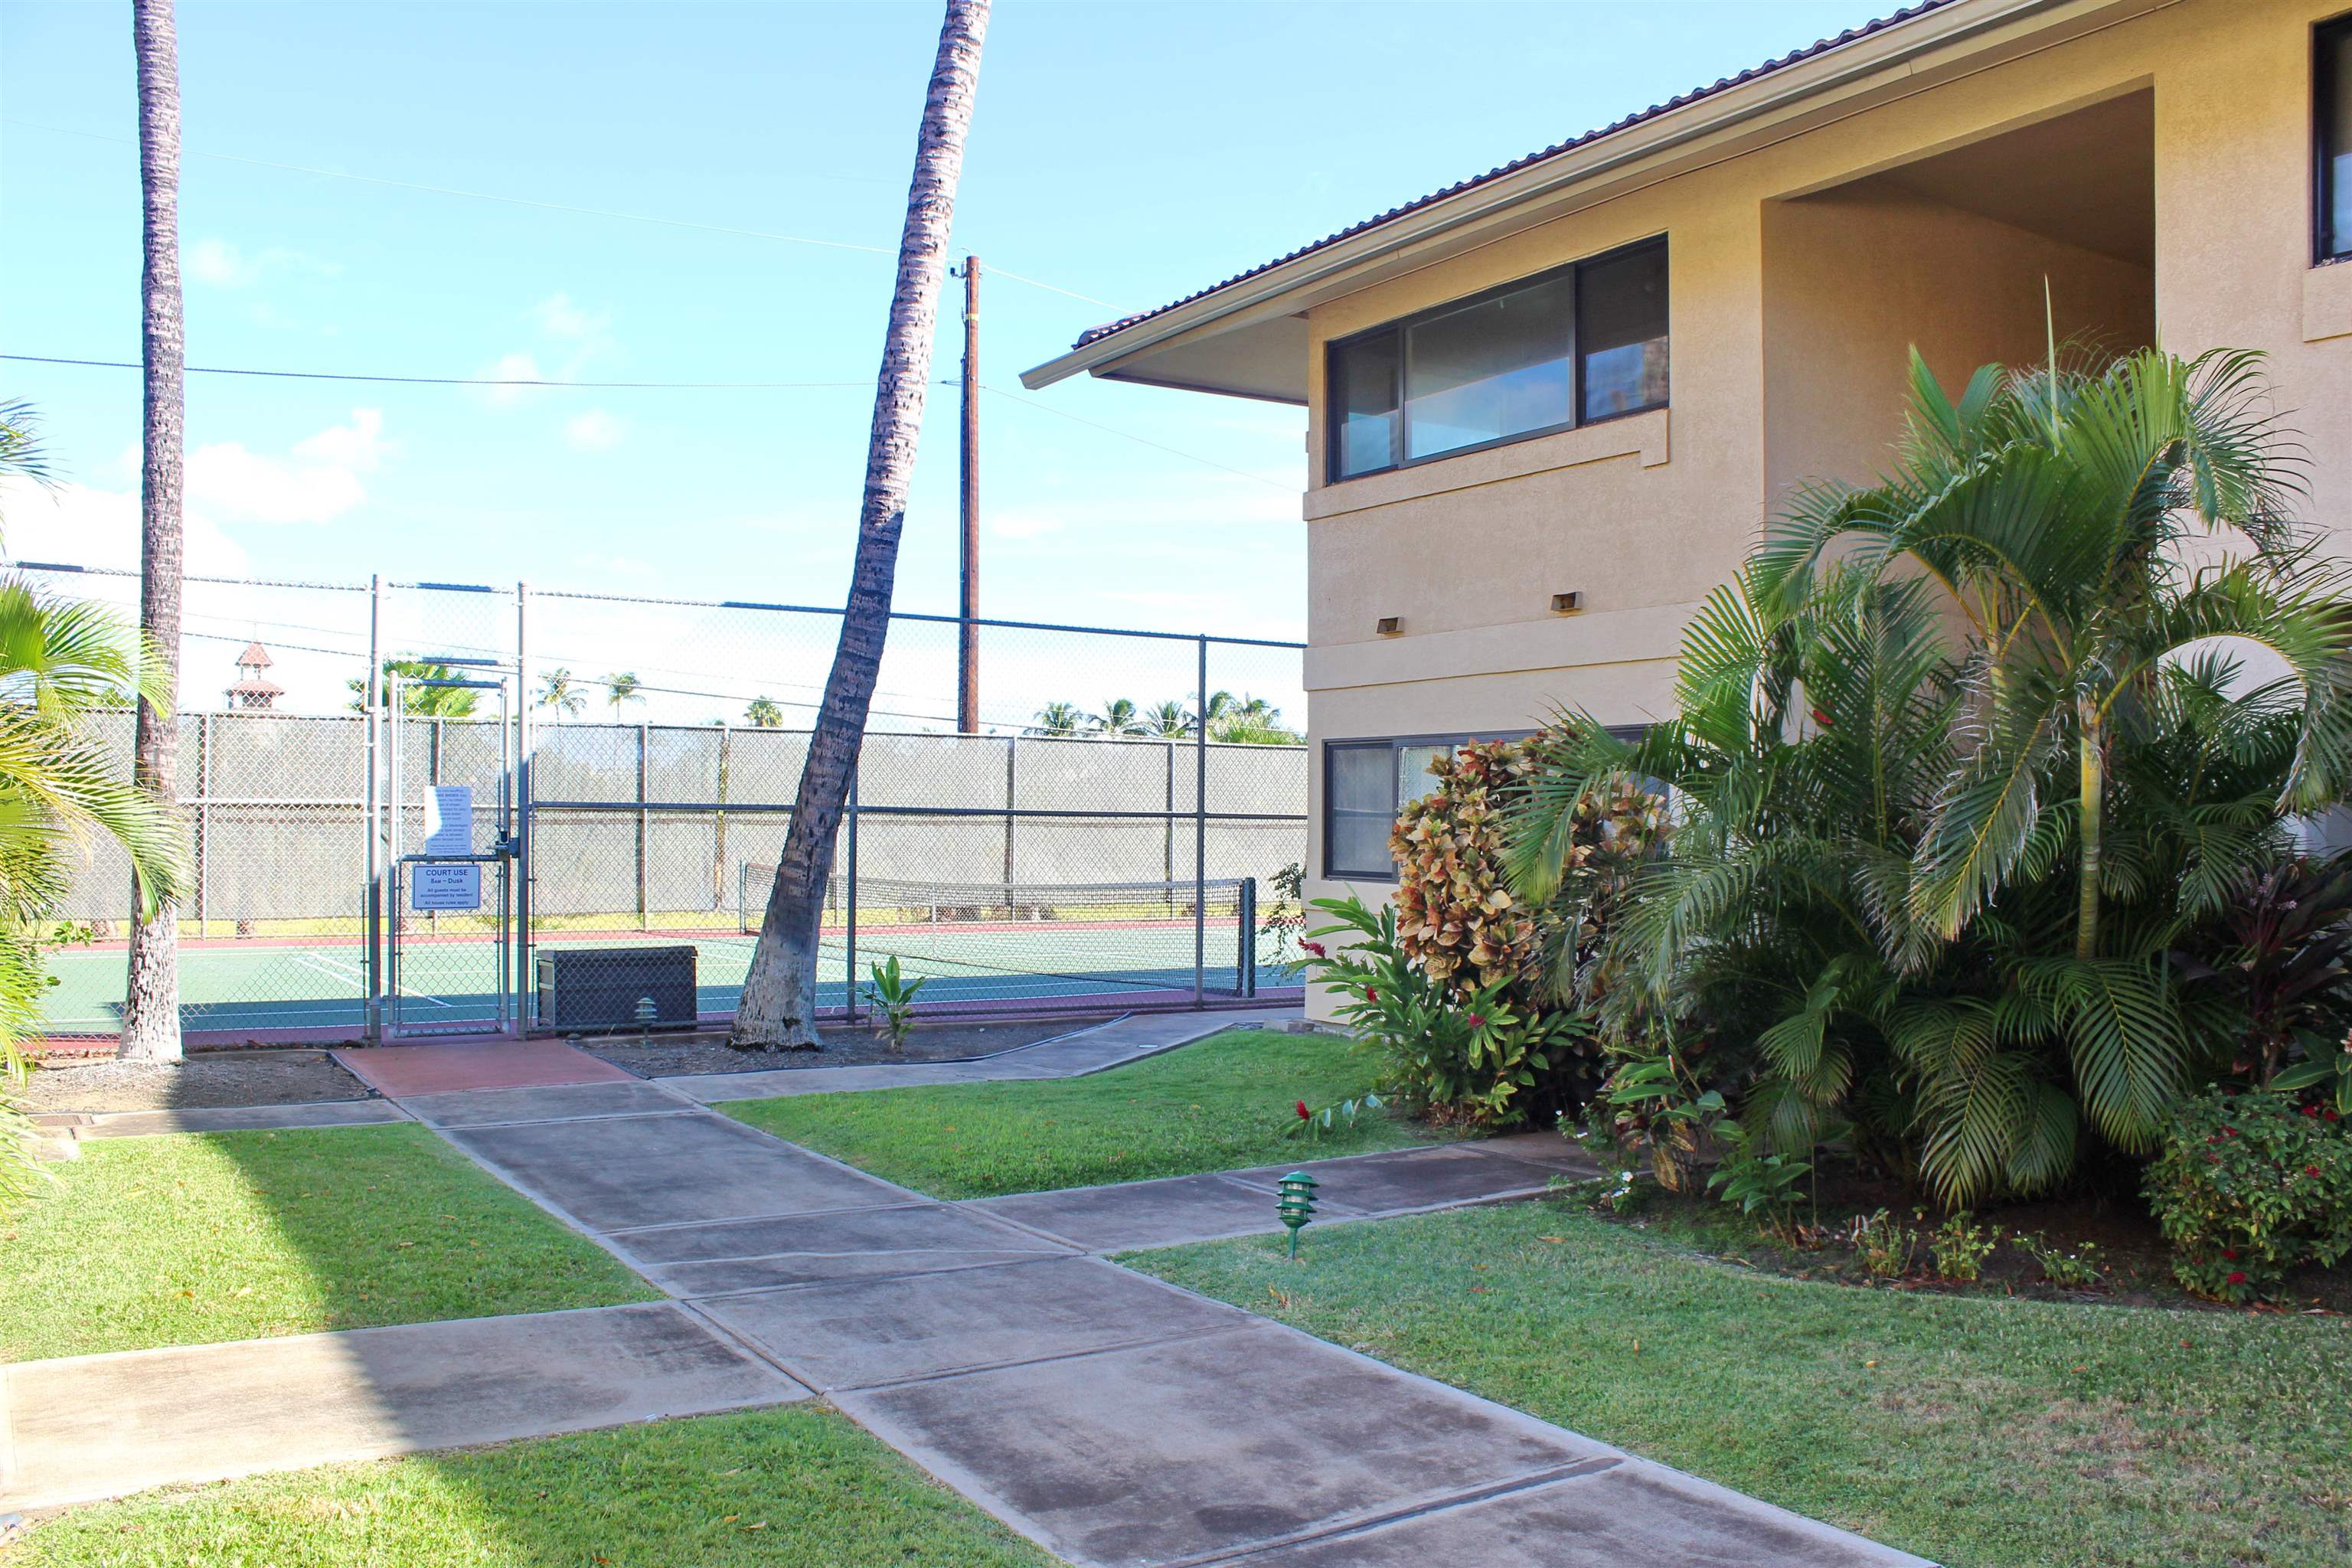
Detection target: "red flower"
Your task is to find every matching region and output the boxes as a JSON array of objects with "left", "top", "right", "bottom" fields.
[
  {"left": 1295, "top": 1100, "right": 1311, "bottom": 1120},
  {"left": 2327, "top": 1110, "right": 2341, "bottom": 1122},
  {"left": 2222, "top": 1249, "right": 2238, "bottom": 1260},
  {"left": 1302, "top": 940, "right": 1327, "bottom": 959},
  {"left": 2227, "top": 1271, "right": 2249, "bottom": 1285},
  {"left": 2305, "top": 1105, "right": 2322, "bottom": 1117},
  {"left": 2308, "top": 1166, "right": 2324, "bottom": 1178},
  {"left": 2223, "top": 1126, "right": 2240, "bottom": 1137},
  {"left": 1810, "top": 707, "right": 1834, "bottom": 729},
  {"left": 1364, "top": 985, "right": 1379, "bottom": 1002},
  {"left": 1468, "top": 1014, "right": 1487, "bottom": 1028}
]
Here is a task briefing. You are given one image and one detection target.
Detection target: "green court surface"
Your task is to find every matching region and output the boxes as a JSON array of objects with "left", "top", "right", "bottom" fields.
[{"left": 38, "top": 920, "right": 1292, "bottom": 1037}]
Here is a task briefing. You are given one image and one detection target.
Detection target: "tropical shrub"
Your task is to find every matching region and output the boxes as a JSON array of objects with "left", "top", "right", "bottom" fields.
[
  {"left": 1926, "top": 1212, "right": 1998, "bottom": 1282},
  {"left": 1508, "top": 346, "right": 2352, "bottom": 1207},
  {"left": 2144, "top": 1089, "right": 2352, "bottom": 1302},
  {"left": 1301, "top": 895, "right": 1583, "bottom": 1126}
]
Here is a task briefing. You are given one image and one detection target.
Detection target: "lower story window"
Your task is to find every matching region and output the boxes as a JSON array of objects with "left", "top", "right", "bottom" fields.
[{"left": 1322, "top": 737, "right": 1466, "bottom": 880}]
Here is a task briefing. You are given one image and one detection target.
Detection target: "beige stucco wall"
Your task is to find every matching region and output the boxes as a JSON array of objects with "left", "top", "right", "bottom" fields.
[{"left": 1297, "top": 0, "right": 2352, "bottom": 1012}]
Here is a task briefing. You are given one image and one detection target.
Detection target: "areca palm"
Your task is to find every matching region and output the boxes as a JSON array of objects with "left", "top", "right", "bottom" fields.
[{"left": 1510, "top": 348, "right": 2352, "bottom": 1203}]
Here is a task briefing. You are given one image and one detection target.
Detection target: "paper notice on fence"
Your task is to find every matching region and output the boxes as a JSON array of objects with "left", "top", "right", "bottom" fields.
[
  {"left": 423, "top": 785, "right": 473, "bottom": 855},
  {"left": 410, "top": 862, "right": 482, "bottom": 912}
]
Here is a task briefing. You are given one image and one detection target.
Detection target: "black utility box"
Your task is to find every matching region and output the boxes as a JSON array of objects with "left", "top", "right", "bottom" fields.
[{"left": 534, "top": 946, "right": 698, "bottom": 1033}]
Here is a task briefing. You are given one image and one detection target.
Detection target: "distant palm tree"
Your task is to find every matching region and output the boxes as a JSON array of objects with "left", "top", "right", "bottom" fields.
[
  {"left": 537, "top": 668, "right": 585, "bottom": 722},
  {"left": 602, "top": 671, "right": 645, "bottom": 717},
  {"left": 346, "top": 659, "right": 481, "bottom": 718},
  {"left": 1211, "top": 694, "right": 1300, "bottom": 746},
  {"left": 1028, "top": 701, "right": 1085, "bottom": 737},
  {"left": 1143, "top": 699, "right": 1192, "bottom": 739},
  {"left": 1093, "top": 697, "right": 1144, "bottom": 737},
  {"left": 744, "top": 695, "right": 784, "bottom": 728}
]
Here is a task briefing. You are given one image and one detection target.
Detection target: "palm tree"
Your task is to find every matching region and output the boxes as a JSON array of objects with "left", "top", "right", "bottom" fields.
[
  {"left": 0, "top": 413, "right": 187, "bottom": 1196},
  {"left": 1027, "top": 701, "right": 1085, "bottom": 737},
  {"left": 733, "top": 0, "right": 990, "bottom": 1051},
  {"left": 602, "top": 671, "right": 644, "bottom": 717},
  {"left": 346, "top": 660, "right": 481, "bottom": 718},
  {"left": 1143, "top": 700, "right": 1192, "bottom": 739},
  {"left": 1093, "top": 697, "right": 1143, "bottom": 737},
  {"left": 744, "top": 695, "right": 784, "bottom": 728},
  {"left": 119, "top": 0, "right": 186, "bottom": 1064},
  {"left": 537, "top": 668, "right": 584, "bottom": 722}
]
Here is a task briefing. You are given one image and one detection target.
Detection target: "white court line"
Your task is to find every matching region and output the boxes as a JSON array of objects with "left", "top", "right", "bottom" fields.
[{"left": 292, "top": 948, "right": 453, "bottom": 1009}]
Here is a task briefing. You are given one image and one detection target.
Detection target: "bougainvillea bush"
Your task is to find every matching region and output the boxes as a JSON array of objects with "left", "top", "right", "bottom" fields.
[{"left": 2144, "top": 1089, "right": 2352, "bottom": 1302}]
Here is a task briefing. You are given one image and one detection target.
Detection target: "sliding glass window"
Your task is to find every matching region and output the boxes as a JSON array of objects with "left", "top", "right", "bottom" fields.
[
  {"left": 1325, "top": 238, "right": 1668, "bottom": 482},
  {"left": 2321, "top": 16, "right": 2352, "bottom": 262}
]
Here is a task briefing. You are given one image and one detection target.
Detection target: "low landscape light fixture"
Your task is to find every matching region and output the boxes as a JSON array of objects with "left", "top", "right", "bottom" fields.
[
  {"left": 1550, "top": 591, "right": 1583, "bottom": 613},
  {"left": 1276, "top": 1170, "right": 1319, "bottom": 1258},
  {"left": 1374, "top": 616, "right": 1402, "bottom": 635},
  {"left": 635, "top": 995, "right": 658, "bottom": 1044}
]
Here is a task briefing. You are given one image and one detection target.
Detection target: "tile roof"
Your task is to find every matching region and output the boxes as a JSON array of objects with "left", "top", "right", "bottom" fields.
[{"left": 1070, "top": 1, "right": 1957, "bottom": 351}]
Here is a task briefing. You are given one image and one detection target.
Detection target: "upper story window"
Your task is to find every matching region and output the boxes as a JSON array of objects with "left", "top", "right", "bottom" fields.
[
  {"left": 1326, "top": 238, "right": 1668, "bottom": 482},
  {"left": 2322, "top": 17, "right": 2352, "bottom": 262}
]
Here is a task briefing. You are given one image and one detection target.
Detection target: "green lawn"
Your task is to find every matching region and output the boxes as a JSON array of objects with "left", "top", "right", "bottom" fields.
[
  {"left": 8, "top": 1404, "right": 1054, "bottom": 1567},
  {"left": 1131, "top": 1203, "right": 2352, "bottom": 1568},
  {"left": 727, "top": 1027, "right": 1431, "bottom": 1198},
  {"left": 2, "top": 1125, "right": 655, "bottom": 1362}
]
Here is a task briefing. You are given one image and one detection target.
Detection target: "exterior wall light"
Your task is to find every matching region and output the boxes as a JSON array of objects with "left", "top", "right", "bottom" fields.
[
  {"left": 1276, "top": 1170, "right": 1319, "bottom": 1258},
  {"left": 1550, "top": 592, "right": 1583, "bottom": 612},
  {"left": 1374, "top": 616, "right": 1402, "bottom": 635}
]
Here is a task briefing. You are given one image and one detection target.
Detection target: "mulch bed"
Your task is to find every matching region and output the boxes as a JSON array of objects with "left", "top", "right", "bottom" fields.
[
  {"left": 585, "top": 1017, "right": 1100, "bottom": 1076},
  {"left": 18, "top": 1050, "right": 374, "bottom": 1116}
]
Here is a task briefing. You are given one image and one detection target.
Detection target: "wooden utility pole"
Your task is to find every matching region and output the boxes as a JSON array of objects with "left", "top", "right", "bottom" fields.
[{"left": 957, "top": 255, "right": 980, "bottom": 733}]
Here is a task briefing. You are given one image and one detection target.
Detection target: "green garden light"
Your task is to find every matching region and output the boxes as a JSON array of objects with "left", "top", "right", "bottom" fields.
[{"left": 1276, "top": 1171, "right": 1319, "bottom": 1259}]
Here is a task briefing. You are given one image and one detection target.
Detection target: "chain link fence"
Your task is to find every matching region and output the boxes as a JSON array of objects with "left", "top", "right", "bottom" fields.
[{"left": 15, "top": 561, "right": 1306, "bottom": 1040}]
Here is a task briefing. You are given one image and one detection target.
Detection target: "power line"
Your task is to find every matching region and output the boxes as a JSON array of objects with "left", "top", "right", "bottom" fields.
[
  {"left": 3, "top": 117, "right": 1116, "bottom": 306},
  {"left": 2, "top": 354, "right": 865, "bottom": 391},
  {"left": 978, "top": 384, "right": 1295, "bottom": 492}
]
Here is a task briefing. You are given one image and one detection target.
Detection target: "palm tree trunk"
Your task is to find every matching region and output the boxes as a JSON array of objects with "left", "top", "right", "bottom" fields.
[
  {"left": 730, "top": 0, "right": 989, "bottom": 1050},
  {"left": 119, "top": 0, "right": 185, "bottom": 1064},
  {"left": 2076, "top": 698, "right": 2102, "bottom": 962}
]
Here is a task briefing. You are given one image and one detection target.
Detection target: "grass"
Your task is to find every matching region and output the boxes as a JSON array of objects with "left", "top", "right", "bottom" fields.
[
  {"left": 8, "top": 1404, "right": 1054, "bottom": 1567},
  {"left": 1130, "top": 1201, "right": 2352, "bottom": 1568},
  {"left": 2, "top": 1125, "right": 656, "bottom": 1362},
  {"left": 727, "top": 1027, "right": 1429, "bottom": 1198}
]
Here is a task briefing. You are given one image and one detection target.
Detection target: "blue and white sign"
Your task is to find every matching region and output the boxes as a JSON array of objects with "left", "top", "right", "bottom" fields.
[
  {"left": 410, "top": 862, "right": 482, "bottom": 912},
  {"left": 423, "top": 785, "right": 474, "bottom": 856}
]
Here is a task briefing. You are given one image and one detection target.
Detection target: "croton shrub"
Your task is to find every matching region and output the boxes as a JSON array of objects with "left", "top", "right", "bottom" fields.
[{"left": 2144, "top": 1089, "right": 2352, "bottom": 1302}]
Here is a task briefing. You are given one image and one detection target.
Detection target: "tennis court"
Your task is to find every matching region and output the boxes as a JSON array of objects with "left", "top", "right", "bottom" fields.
[{"left": 38, "top": 913, "right": 1301, "bottom": 1040}]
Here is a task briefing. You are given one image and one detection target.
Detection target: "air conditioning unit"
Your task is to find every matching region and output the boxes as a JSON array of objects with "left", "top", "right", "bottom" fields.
[{"left": 534, "top": 946, "right": 698, "bottom": 1033}]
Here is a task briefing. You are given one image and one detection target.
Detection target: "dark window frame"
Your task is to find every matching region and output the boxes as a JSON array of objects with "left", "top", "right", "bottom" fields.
[
  {"left": 1320, "top": 726, "right": 1653, "bottom": 882},
  {"left": 2319, "top": 15, "right": 2352, "bottom": 265},
  {"left": 1323, "top": 237, "right": 1668, "bottom": 483}
]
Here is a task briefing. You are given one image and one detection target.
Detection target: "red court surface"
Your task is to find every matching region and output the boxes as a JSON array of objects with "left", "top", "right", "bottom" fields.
[{"left": 335, "top": 1038, "right": 635, "bottom": 1097}]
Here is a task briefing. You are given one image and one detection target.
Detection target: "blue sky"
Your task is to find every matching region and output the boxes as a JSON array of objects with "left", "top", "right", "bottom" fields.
[{"left": 0, "top": 0, "right": 1882, "bottom": 723}]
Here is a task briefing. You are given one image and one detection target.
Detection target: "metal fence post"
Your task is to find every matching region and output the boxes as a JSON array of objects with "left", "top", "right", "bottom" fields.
[
  {"left": 1194, "top": 635, "right": 1208, "bottom": 1008},
  {"left": 1164, "top": 739, "right": 1175, "bottom": 889},
  {"left": 363, "top": 573, "right": 383, "bottom": 1044},
  {"left": 193, "top": 711, "right": 211, "bottom": 938},
  {"left": 844, "top": 768, "right": 860, "bottom": 1025},
  {"left": 1239, "top": 876, "right": 1256, "bottom": 998},
  {"left": 515, "top": 580, "right": 532, "bottom": 1028},
  {"left": 637, "top": 720, "right": 651, "bottom": 932},
  {"left": 1002, "top": 733, "right": 1017, "bottom": 903}
]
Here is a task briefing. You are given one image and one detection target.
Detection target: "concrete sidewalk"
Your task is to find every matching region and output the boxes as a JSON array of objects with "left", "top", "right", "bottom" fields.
[{"left": 5, "top": 1014, "right": 1931, "bottom": 1566}]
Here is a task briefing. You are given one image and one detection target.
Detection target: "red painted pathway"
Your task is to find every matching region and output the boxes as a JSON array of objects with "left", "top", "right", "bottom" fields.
[{"left": 334, "top": 1037, "right": 633, "bottom": 1097}]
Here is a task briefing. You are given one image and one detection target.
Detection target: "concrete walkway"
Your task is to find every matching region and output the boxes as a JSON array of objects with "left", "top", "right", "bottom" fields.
[{"left": 5, "top": 1014, "right": 1929, "bottom": 1566}]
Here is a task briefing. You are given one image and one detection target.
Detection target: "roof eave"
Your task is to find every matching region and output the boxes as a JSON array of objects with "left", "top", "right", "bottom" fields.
[{"left": 1020, "top": 0, "right": 2117, "bottom": 393}]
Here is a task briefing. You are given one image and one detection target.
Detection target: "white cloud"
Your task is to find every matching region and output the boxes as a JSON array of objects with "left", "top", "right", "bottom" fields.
[
  {"left": 988, "top": 512, "right": 1061, "bottom": 541},
  {"left": 186, "top": 408, "right": 388, "bottom": 525},
  {"left": 532, "top": 292, "right": 610, "bottom": 342},
  {"left": 564, "top": 410, "right": 627, "bottom": 451},
  {"left": 185, "top": 239, "right": 341, "bottom": 289},
  {"left": 0, "top": 475, "right": 251, "bottom": 577},
  {"left": 474, "top": 352, "right": 545, "bottom": 410}
]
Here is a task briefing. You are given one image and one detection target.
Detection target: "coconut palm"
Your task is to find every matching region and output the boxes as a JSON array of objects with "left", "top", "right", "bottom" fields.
[
  {"left": 602, "top": 671, "right": 644, "bottom": 717},
  {"left": 1027, "top": 701, "right": 1085, "bottom": 737},
  {"left": 346, "top": 660, "right": 480, "bottom": 718},
  {"left": 1143, "top": 700, "right": 1192, "bottom": 739},
  {"left": 1093, "top": 697, "right": 1143, "bottom": 737},
  {"left": 733, "top": 0, "right": 991, "bottom": 1050},
  {"left": 744, "top": 696, "right": 784, "bottom": 728},
  {"left": 119, "top": 0, "right": 185, "bottom": 1064},
  {"left": 536, "top": 668, "right": 585, "bottom": 722}
]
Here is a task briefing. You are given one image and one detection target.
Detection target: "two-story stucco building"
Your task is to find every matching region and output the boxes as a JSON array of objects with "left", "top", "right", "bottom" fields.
[{"left": 1021, "top": 0, "right": 2352, "bottom": 993}]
